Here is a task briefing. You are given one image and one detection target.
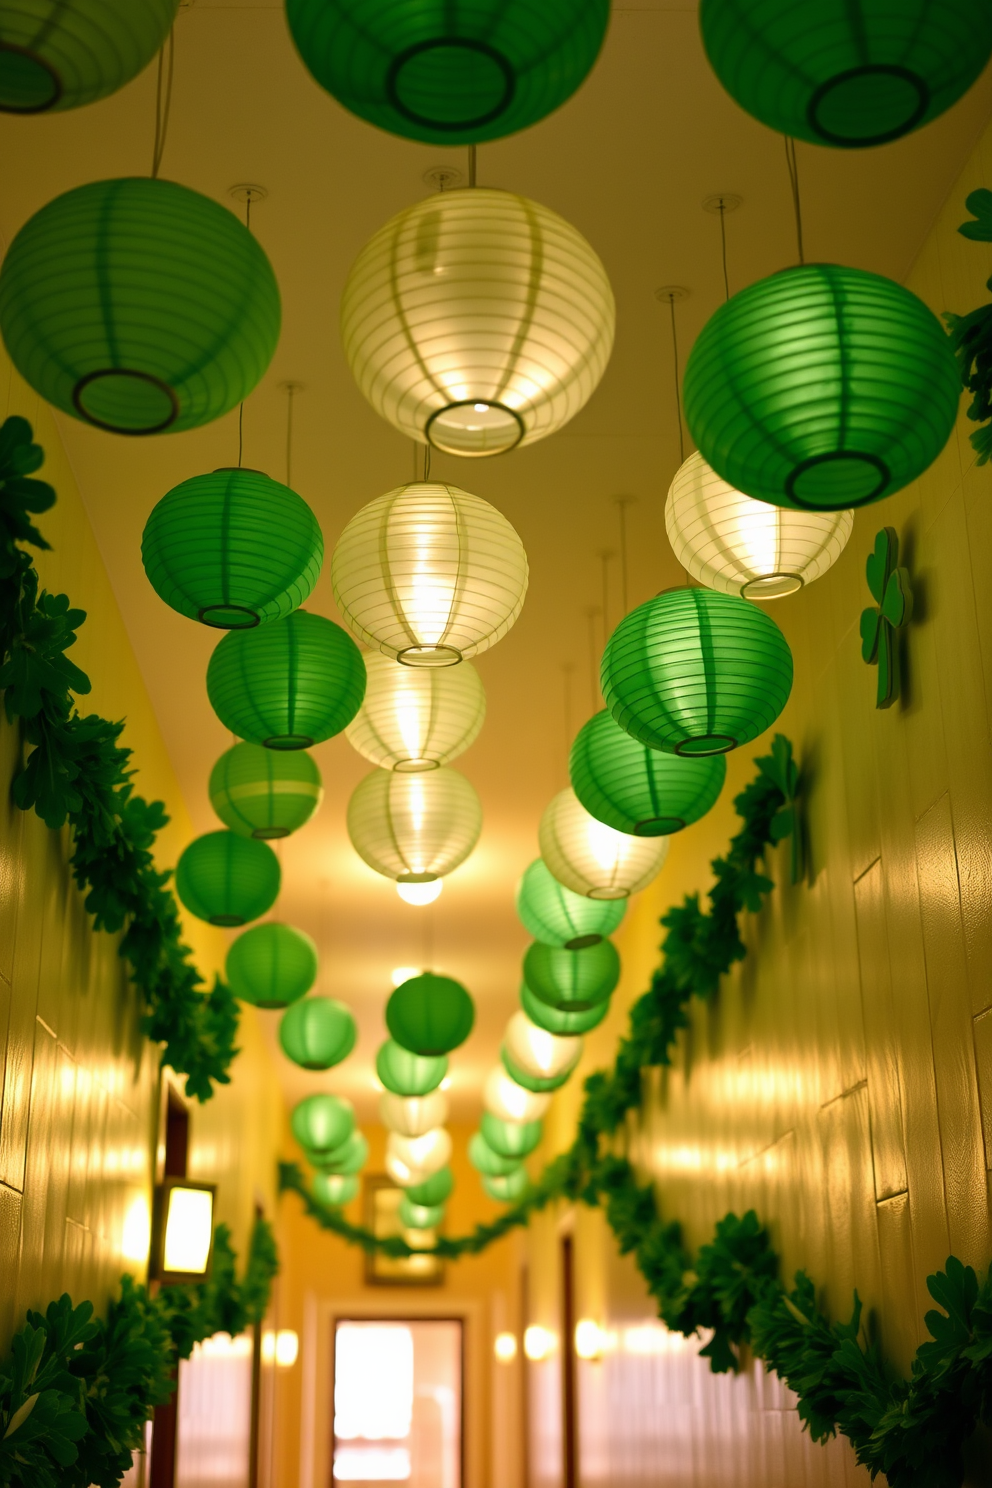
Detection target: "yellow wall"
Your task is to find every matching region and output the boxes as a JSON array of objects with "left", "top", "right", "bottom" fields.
[
  {"left": 522, "top": 116, "right": 992, "bottom": 1486},
  {"left": 0, "top": 353, "right": 285, "bottom": 1350}
]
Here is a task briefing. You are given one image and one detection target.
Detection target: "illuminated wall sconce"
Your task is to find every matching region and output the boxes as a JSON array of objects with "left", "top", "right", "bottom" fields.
[
  {"left": 574, "top": 1319, "right": 606, "bottom": 1361},
  {"left": 494, "top": 1332, "right": 518, "bottom": 1363},
  {"left": 262, "top": 1329, "right": 300, "bottom": 1368},
  {"left": 523, "top": 1325, "right": 555, "bottom": 1362},
  {"left": 152, "top": 1178, "right": 217, "bottom": 1282}
]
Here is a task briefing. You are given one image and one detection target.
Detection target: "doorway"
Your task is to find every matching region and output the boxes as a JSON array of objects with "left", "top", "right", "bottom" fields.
[{"left": 332, "top": 1319, "right": 463, "bottom": 1488}]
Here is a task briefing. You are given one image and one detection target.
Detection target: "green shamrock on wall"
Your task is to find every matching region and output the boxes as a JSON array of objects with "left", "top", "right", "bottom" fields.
[{"left": 860, "top": 527, "right": 913, "bottom": 709}]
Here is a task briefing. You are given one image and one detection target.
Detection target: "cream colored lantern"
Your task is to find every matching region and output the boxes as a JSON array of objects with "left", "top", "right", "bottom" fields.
[
  {"left": 483, "top": 1066, "right": 551, "bottom": 1124},
  {"left": 379, "top": 1089, "right": 450, "bottom": 1137},
  {"left": 504, "top": 1011, "right": 582, "bottom": 1083},
  {"left": 539, "top": 788, "right": 669, "bottom": 900},
  {"left": 385, "top": 1127, "right": 452, "bottom": 1185},
  {"left": 347, "top": 766, "right": 482, "bottom": 884},
  {"left": 346, "top": 652, "right": 485, "bottom": 771}
]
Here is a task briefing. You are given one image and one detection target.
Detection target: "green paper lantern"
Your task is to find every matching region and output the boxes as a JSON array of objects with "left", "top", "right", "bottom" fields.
[
  {"left": 520, "top": 982, "right": 609, "bottom": 1036},
  {"left": 483, "top": 1167, "right": 530, "bottom": 1203},
  {"left": 570, "top": 710, "right": 726, "bottom": 836},
  {"left": 480, "top": 1111, "right": 541, "bottom": 1160},
  {"left": 208, "top": 610, "right": 366, "bottom": 749},
  {"left": 376, "top": 1040, "right": 448, "bottom": 1097},
  {"left": 516, "top": 858, "right": 625, "bottom": 950},
  {"left": 279, "top": 998, "right": 357, "bottom": 1070},
  {"left": 311, "top": 1130, "right": 369, "bottom": 1175},
  {"left": 399, "top": 1195, "right": 445, "bottom": 1229},
  {"left": 386, "top": 973, "right": 475, "bottom": 1057},
  {"left": 501, "top": 1045, "right": 573, "bottom": 1094},
  {"left": 209, "top": 742, "right": 323, "bottom": 841},
  {"left": 226, "top": 922, "right": 317, "bottom": 1008},
  {"left": 602, "top": 589, "right": 793, "bottom": 758},
  {"left": 700, "top": 0, "right": 992, "bottom": 150},
  {"left": 683, "top": 264, "right": 960, "bottom": 513},
  {"left": 0, "top": 0, "right": 178, "bottom": 114},
  {"left": 523, "top": 940, "right": 619, "bottom": 1012},
  {"left": 313, "top": 1172, "right": 359, "bottom": 1207},
  {"left": 286, "top": 0, "right": 609, "bottom": 146},
  {"left": 142, "top": 468, "right": 323, "bottom": 630},
  {"left": 0, "top": 178, "right": 280, "bottom": 435},
  {"left": 406, "top": 1166, "right": 454, "bottom": 1206},
  {"left": 175, "top": 830, "right": 279, "bottom": 928},
  {"left": 291, "top": 1093, "right": 355, "bottom": 1157},
  {"left": 468, "top": 1131, "right": 521, "bottom": 1177}
]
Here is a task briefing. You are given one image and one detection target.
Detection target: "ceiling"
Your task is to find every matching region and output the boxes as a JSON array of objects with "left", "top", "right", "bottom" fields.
[{"left": 1, "top": 2, "right": 989, "bottom": 1121}]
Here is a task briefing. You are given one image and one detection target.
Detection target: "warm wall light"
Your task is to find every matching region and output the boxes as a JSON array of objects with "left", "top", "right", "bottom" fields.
[
  {"left": 396, "top": 880, "right": 443, "bottom": 906},
  {"left": 494, "top": 1332, "right": 518, "bottom": 1363},
  {"left": 523, "top": 1325, "right": 555, "bottom": 1361},
  {"left": 574, "top": 1319, "right": 604, "bottom": 1361},
  {"left": 121, "top": 1195, "right": 151, "bottom": 1266},
  {"left": 156, "top": 1179, "right": 216, "bottom": 1281},
  {"left": 262, "top": 1329, "right": 300, "bottom": 1368}
]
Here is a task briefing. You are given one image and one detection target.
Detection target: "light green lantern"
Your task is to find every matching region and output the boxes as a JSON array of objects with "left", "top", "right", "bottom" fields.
[
  {"left": 279, "top": 998, "right": 356, "bottom": 1070},
  {"left": 175, "top": 830, "right": 279, "bottom": 927},
  {"left": 399, "top": 1195, "right": 445, "bottom": 1229},
  {"left": 291, "top": 1093, "right": 354, "bottom": 1158},
  {"left": 226, "top": 923, "right": 317, "bottom": 1009},
  {"left": 406, "top": 1166, "right": 454, "bottom": 1206},
  {"left": 516, "top": 858, "right": 625, "bottom": 949},
  {"left": 376, "top": 1040, "right": 448, "bottom": 1097},
  {"left": 523, "top": 940, "right": 619, "bottom": 1012},
  {"left": 483, "top": 1168, "right": 530, "bottom": 1203},
  {"left": 570, "top": 710, "right": 726, "bottom": 835},
  {"left": 313, "top": 1172, "right": 359, "bottom": 1207},
  {"left": 468, "top": 1131, "right": 521, "bottom": 1178},
  {"left": 520, "top": 982, "right": 609, "bottom": 1036},
  {"left": 480, "top": 1111, "right": 541, "bottom": 1159},
  {"left": 311, "top": 1130, "right": 369, "bottom": 1176},
  {"left": 209, "top": 742, "right": 323, "bottom": 840}
]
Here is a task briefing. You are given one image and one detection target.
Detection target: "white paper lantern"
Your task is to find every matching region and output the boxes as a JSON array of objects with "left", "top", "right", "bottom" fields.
[
  {"left": 385, "top": 1127, "right": 453, "bottom": 1185},
  {"left": 332, "top": 482, "right": 527, "bottom": 667},
  {"left": 484, "top": 1066, "right": 551, "bottom": 1124},
  {"left": 346, "top": 652, "right": 485, "bottom": 771},
  {"left": 341, "top": 187, "right": 615, "bottom": 456},
  {"left": 379, "top": 1089, "right": 450, "bottom": 1137},
  {"left": 666, "top": 451, "right": 854, "bottom": 600},
  {"left": 504, "top": 1011, "right": 582, "bottom": 1082},
  {"left": 540, "top": 788, "right": 669, "bottom": 901},
  {"left": 347, "top": 766, "right": 482, "bottom": 884}
]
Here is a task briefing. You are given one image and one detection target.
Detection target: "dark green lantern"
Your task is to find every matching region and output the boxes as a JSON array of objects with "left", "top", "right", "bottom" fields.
[
  {"left": 291, "top": 1093, "right": 355, "bottom": 1157},
  {"left": 683, "top": 265, "right": 960, "bottom": 513},
  {"left": 386, "top": 973, "right": 475, "bottom": 1056},
  {"left": 468, "top": 1131, "right": 521, "bottom": 1177},
  {"left": 0, "top": 178, "right": 280, "bottom": 435},
  {"left": 523, "top": 940, "right": 619, "bottom": 1012},
  {"left": 601, "top": 589, "right": 793, "bottom": 758},
  {"left": 571, "top": 710, "right": 726, "bottom": 836},
  {"left": 501, "top": 1046, "right": 574, "bottom": 1094},
  {"left": 279, "top": 998, "right": 357, "bottom": 1070},
  {"left": 207, "top": 610, "right": 366, "bottom": 749},
  {"left": 700, "top": 0, "right": 992, "bottom": 150},
  {"left": 313, "top": 1171, "right": 359, "bottom": 1207},
  {"left": 516, "top": 858, "right": 625, "bottom": 949},
  {"left": 142, "top": 468, "right": 323, "bottom": 629},
  {"left": 483, "top": 1168, "right": 530, "bottom": 1203},
  {"left": 209, "top": 742, "right": 323, "bottom": 840},
  {"left": 175, "top": 831, "right": 279, "bottom": 927},
  {"left": 0, "top": 0, "right": 178, "bottom": 114},
  {"left": 520, "top": 982, "right": 609, "bottom": 1036},
  {"left": 399, "top": 1195, "right": 445, "bottom": 1229},
  {"left": 406, "top": 1166, "right": 454, "bottom": 1206},
  {"left": 226, "top": 923, "right": 318, "bottom": 1009},
  {"left": 376, "top": 1039, "right": 448, "bottom": 1097},
  {"left": 311, "top": 1130, "right": 368, "bottom": 1175},
  {"left": 285, "top": 0, "right": 610, "bottom": 146},
  {"left": 480, "top": 1111, "right": 541, "bottom": 1159}
]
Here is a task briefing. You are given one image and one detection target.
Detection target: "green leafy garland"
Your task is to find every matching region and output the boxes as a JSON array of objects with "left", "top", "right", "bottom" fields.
[
  {"left": 946, "top": 189, "right": 992, "bottom": 464},
  {"left": 0, "top": 416, "right": 238, "bottom": 1100},
  {"left": 282, "top": 734, "right": 989, "bottom": 1486},
  {"left": 0, "top": 1217, "right": 278, "bottom": 1488}
]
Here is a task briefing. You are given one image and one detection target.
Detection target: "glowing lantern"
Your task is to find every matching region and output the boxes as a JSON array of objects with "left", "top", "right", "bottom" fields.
[
  {"left": 480, "top": 1109, "right": 542, "bottom": 1158},
  {"left": 520, "top": 982, "right": 609, "bottom": 1036},
  {"left": 386, "top": 1127, "right": 453, "bottom": 1185},
  {"left": 516, "top": 858, "right": 625, "bottom": 949},
  {"left": 540, "top": 789, "right": 668, "bottom": 900},
  {"left": 523, "top": 940, "right": 619, "bottom": 1012},
  {"left": 570, "top": 710, "right": 725, "bottom": 837},
  {"left": 313, "top": 1172, "right": 359, "bottom": 1207},
  {"left": 407, "top": 1167, "right": 454, "bottom": 1206},
  {"left": 469, "top": 1131, "right": 521, "bottom": 1178},
  {"left": 379, "top": 1089, "right": 449, "bottom": 1136},
  {"left": 503, "top": 1011, "right": 581, "bottom": 1087},
  {"left": 346, "top": 652, "right": 485, "bottom": 771},
  {"left": 279, "top": 998, "right": 356, "bottom": 1070},
  {"left": 291, "top": 1094, "right": 355, "bottom": 1158},
  {"left": 313, "top": 1130, "right": 369, "bottom": 1176},
  {"left": 399, "top": 1195, "right": 445, "bottom": 1229},
  {"left": 347, "top": 767, "right": 482, "bottom": 886},
  {"left": 483, "top": 1067, "right": 550, "bottom": 1124},
  {"left": 483, "top": 1168, "right": 530, "bottom": 1203},
  {"left": 376, "top": 1039, "right": 448, "bottom": 1097}
]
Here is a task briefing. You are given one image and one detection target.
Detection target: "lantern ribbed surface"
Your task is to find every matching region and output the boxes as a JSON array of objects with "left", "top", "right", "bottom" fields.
[
  {"left": 0, "top": 178, "right": 280, "bottom": 435},
  {"left": 347, "top": 766, "right": 482, "bottom": 882},
  {"left": 0, "top": 0, "right": 178, "bottom": 112},
  {"left": 379, "top": 1089, "right": 449, "bottom": 1137},
  {"left": 208, "top": 610, "right": 366, "bottom": 749},
  {"left": 346, "top": 652, "right": 485, "bottom": 771},
  {"left": 504, "top": 1011, "right": 581, "bottom": 1082},
  {"left": 483, "top": 1167, "right": 530, "bottom": 1202},
  {"left": 286, "top": 0, "right": 608, "bottom": 145},
  {"left": 175, "top": 831, "right": 279, "bottom": 928},
  {"left": 520, "top": 981, "right": 609, "bottom": 1035},
  {"left": 666, "top": 452, "right": 854, "bottom": 600},
  {"left": 387, "top": 973, "right": 475, "bottom": 1056},
  {"left": 468, "top": 1131, "right": 521, "bottom": 1177},
  {"left": 376, "top": 1039, "right": 448, "bottom": 1096},
  {"left": 387, "top": 1128, "right": 453, "bottom": 1181},
  {"left": 683, "top": 264, "right": 960, "bottom": 513},
  {"left": 516, "top": 859, "right": 625, "bottom": 949},
  {"left": 523, "top": 939, "right": 619, "bottom": 1012},
  {"left": 570, "top": 709, "right": 726, "bottom": 837},
  {"left": 501, "top": 1046, "right": 573, "bottom": 1094},
  {"left": 291, "top": 1093, "right": 355, "bottom": 1157},
  {"left": 400, "top": 1196, "right": 445, "bottom": 1229},
  {"left": 313, "top": 1172, "right": 359, "bottom": 1207},
  {"left": 142, "top": 468, "right": 322, "bottom": 628},
  {"left": 407, "top": 1166, "right": 454, "bottom": 1205},
  {"left": 480, "top": 1110, "right": 542, "bottom": 1159},
  {"left": 601, "top": 589, "right": 794, "bottom": 757},
  {"left": 483, "top": 1067, "right": 550, "bottom": 1123},
  {"left": 341, "top": 189, "right": 614, "bottom": 456},
  {"left": 332, "top": 483, "right": 527, "bottom": 666},
  {"left": 314, "top": 1130, "right": 369, "bottom": 1175},
  {"left": 209, "top": 742, "right": 323, "bottom": 840},
  {"left": 279, "top": 998, "right": 356, "bottom": 1070},
  {"left": 700, "top": 0, "right": 992, "bottom": 149},
  {"left": 539, "top": 788, "right": 669, "bottom": 900},
  {"left": 226, "top": 923, "right": 318, "bottom": 1009}
]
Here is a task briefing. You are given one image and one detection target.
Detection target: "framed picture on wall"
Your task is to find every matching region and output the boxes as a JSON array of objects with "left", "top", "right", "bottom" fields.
[{"left": 363, "top": 1176, "right": 444, "bottom": 1287}]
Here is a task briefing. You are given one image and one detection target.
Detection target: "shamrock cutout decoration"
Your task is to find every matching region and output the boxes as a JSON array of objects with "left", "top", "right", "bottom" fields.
[{"left": 860, "top": 527, "right": 913, "bottom": 709}]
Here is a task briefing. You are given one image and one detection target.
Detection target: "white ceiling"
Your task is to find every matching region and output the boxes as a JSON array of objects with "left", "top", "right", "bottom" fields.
[{"left": 1, "top": 5, "right": 989, "bottom": 1119}]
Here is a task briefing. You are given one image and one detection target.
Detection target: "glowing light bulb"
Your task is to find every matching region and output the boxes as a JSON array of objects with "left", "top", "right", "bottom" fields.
[
  {"left": 397, "top": 879, "right": 442, "bottom": 906},
  {"left": 574, "top": 1320, "right": 604, "bottom": 1360},
  {"left": 494, "top": 1332, "right": 517, "bottom": 1362},
  {"left": 523, "top": 1325, "right": 554, "bottom": 1361},
  {"left": 391, "top": 965, "right": 421, "bottom": 987}
]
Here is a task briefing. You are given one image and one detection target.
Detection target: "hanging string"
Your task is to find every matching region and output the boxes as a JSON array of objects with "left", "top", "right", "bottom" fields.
[
  {"left": 561, "top": 663, "right": 574, "bottom": 781},
  {"left": 237, "top": 403, "right": 244, "bottom": 468},
  {"left": 151, "top": 28, "right": 175, "bottom": 179},
  {"left": 422, "top": 903, "right": 435, "bottom": 972},
  {"left": 468, "top": 144, "right": 477, "bottom": 187},
  {"left": 784, "top": 136, "right": 805, "bottom": 265},
  {"left": 284, "top": 383, "right": 300, "bottom": 487},
  {"left": 717, "top": 199, "right": 730, "bottom": 301},
  {"left": 664, "top": 293, "right": 685, "bottom": 465},
  {"left": 612, "top": 495, "right": 635, "bottom": 616},
  {"left": 599, "top": 550, "right": 613, "bottom": 652},
  {"left": 422, "top": 442, "right": 432, "bottom": 481},
  {"left": 585, "top": 606, "right": 600, "bottom": 716}
]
